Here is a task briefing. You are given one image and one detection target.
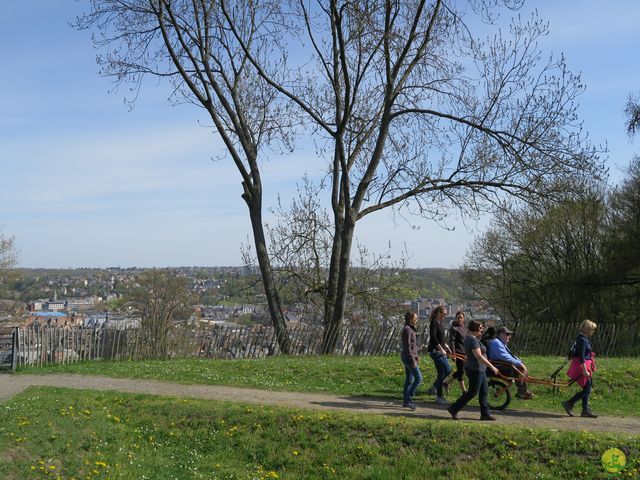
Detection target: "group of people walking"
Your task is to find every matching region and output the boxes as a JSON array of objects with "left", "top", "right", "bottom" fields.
[{"left": 400, "top": 308, "right": 599, "bottom": 420}]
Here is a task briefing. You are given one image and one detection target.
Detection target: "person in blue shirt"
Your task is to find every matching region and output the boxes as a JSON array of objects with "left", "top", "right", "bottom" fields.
[{"left": 487, "top": 326, "right": 534, "bottom": 400}]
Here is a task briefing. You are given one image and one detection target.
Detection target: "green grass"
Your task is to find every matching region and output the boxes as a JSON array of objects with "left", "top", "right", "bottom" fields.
[
  {"left": 19, "top": 355, "right": 640, "bottom": 417},
  {"left": 1, "top": 387, "right": 638, "bottom": 480}
]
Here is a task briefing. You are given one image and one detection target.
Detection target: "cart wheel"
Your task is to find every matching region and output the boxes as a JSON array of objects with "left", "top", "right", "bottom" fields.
[{"left": 487, "top": 379, "right": 511, "bottom": 410}]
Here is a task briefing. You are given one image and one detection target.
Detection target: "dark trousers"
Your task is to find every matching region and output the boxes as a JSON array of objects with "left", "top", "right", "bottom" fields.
[
  {"left": 567, "top": 377, "right": 593, "bottom": 410},
  {"left": 449, "top": 368, "right": 490, "bottom": 417},
  {"left": 452, "top": 357, "right": 465, "bottom": 381},
  {"left": 498, "top": 364, "right": 529, "bottom": 395}
]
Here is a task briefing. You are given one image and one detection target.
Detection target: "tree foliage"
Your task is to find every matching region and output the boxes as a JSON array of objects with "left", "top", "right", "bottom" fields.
[{"left": 462, "top": 158, "right": 640, "bottom": 328}]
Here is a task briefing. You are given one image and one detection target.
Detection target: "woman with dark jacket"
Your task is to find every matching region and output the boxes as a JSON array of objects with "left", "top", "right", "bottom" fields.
[
  {"left": 427, "top": 305, "right": 452, "bottom": 405},
  {"left": 400, "top": 310, "right": 422, "bottom": 410},
  {"left": 447, "top": 311, "right": 467, "bottom": 394},
  {"left": 562, "top": 319, "right": 598, "bottom": 418}
]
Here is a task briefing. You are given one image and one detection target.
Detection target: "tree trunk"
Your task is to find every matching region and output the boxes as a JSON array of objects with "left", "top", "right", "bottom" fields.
[
  {"left": 322, "top": 215, "right": 342, "bottom": 351},
  {"left": 321, "top": 215, "right": 356, "bottom": 353},
  {"left": 244, "top": 187, "right": 291, "bottom": 354}
]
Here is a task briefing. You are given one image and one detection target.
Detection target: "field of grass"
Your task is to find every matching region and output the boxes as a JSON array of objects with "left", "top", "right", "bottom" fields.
[
  {"left": 1, "top": 386, "right": 638, "bottom": 480},
  {"left": 19, "top": 355, "right": 640, "bottom": 417}
]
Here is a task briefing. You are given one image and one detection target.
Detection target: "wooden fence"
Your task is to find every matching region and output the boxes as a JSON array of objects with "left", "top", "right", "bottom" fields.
[
  {"left": 13, "top": 322, "right": 417, "bottom": 367},
  {"left": 9, "top": 320, "right": 640, "bottom": 368},
  {"left": 0, "top": 327, "right": 17, "bottom": 372},
  {"left": 510, "top": 321, "right": 639, "bottom": 357}
]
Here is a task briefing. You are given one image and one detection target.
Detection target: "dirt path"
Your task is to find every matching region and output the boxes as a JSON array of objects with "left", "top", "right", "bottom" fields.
[{"left": 1, "top": 373, "right": 638, "bottom": 435}]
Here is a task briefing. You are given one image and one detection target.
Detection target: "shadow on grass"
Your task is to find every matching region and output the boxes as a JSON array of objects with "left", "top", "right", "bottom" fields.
[{"left": 310, "top": 394, "right": 565, "bottom": 421}]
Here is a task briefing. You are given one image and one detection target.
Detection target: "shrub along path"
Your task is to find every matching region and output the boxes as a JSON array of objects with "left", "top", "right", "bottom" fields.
[{"left": 1, "top": 373, "right": 638, "bottom": 435}]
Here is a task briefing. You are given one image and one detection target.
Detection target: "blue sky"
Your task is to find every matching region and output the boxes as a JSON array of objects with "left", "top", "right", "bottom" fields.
[{"left": 1, "top": 1, "right": 638, "bottom": 269}]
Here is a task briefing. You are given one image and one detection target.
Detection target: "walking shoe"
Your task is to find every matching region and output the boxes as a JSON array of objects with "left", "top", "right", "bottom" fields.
[
  {"left": 403, "top": 402, "right": 417, "bottom": 411},
  {"left": 447, "top": 406, "right": 459, "bottom": 420},
  {"left": 480, "top": 415, "right": 497, "bottom": 421},
  {"left": 435, "top": 396, "right": 450, "bottom": 406},
  {"left": 562, "top": 400, "right": 574, "bottom": 417},
  {"left": 581, "top": 409, "right": 598, "bottom": 418}
]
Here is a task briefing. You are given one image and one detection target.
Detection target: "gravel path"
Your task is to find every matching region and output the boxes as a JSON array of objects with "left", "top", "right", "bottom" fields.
[{"left": 1, "top": 373, "right": 638, "bottom": 435}]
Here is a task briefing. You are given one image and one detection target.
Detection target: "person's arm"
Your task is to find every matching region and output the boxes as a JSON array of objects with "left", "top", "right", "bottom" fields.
[
  {"left": 440, "top": 332, "right": 452, "bottom": 355},
  {"left": 472, "top": 347, "right": 499, "bottom": 375},
  {"left": 489, "top": 339, "right": 522, "bottom": 366},
  {"left": 434, "top": 323, "right": 450, "bottom": 355}
]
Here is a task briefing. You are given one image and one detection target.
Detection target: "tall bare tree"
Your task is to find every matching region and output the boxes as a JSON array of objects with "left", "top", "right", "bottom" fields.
[
  {"left": 224, "top": 0, "right": 605, "bottom": 351},
  {"left": 79, "top": 1, "right": 605, "bottom": 354},
  {"left": 75, "top": 1, "right": 293, "bottom": 353}
]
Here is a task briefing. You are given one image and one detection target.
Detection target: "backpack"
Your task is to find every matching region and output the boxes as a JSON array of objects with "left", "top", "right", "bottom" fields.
[{"left": 480, "top": 326, "right": 496, "bottom": 356}]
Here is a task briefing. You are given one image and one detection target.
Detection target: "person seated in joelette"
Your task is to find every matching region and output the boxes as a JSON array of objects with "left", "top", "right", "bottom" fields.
[{"left": 487, "top": 326, "right": 534, "bottom": 400}]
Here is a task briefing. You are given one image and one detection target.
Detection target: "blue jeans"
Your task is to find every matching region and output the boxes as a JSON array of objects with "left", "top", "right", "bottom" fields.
[
  {"left": 401, "top": 356, "right": 423, "bottom": 404},
  {"left": 568, "top": 377, "right": 593, "bottom": 410},
  {"left": 429, "top": 352, "right": 452, "bottom": 397},
  {"left": 449, "top": 368, "right": 490, "bottom": 417}
]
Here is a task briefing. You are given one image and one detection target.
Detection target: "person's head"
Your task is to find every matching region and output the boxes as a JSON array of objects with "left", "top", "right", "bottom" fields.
[
  {"left": 467, "top": 319, "right": 483, "bottom": 334},
  {"left": 496, "top": 325, "right": 513, "bottom": 342},
  {"left": 454, "top": 311, "right": 465, "bottom": 326},
  {"left": 579, "top": 319, "right": 597, "bottom": 336},
  {"left": 404, "top": 310, "right": 418, "bottom": 326},
  {"left": 429, "top": 305, "right": 448, "bottom": 322}
]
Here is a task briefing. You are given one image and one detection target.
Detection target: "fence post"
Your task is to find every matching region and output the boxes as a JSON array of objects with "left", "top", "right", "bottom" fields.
[{"left": 11, "top": 327, "right": 18, "bottom": 372}]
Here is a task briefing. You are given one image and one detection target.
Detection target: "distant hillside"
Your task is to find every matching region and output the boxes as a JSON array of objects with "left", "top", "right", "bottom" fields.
[{"left": 10, "top": 267, "right": 478, "bottom": 304}]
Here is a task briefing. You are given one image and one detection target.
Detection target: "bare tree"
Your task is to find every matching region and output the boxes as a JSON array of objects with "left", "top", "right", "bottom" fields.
[
  {"left": 250, "top": 177, "right": 410, "bottom": 326},
  {"left": 225, "top": 0, "right": 605, "bottom": 351},
  {"left": 0, "top": 230, "right": 21, "bottom": 322},
  {"left": 125, "top": 270, "right": 193, "bottom": 359},
  {"left": 75, "top": 0, "right": 294, "bottom": 352},
  {"left": 79, "top": 1, "right": 606, "bottom": 354},
  {"left": 0, "top": 230, "right": 18, "bottom": 275}
]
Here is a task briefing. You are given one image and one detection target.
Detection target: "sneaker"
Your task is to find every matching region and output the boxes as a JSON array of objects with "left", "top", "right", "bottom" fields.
[
  {"left": 435, "top": 396, "right": 450, "bottom": 406},
  {"left": 480, "top": 415, "right": 497, "bottom": 421},
  {"left": 425, "top": 385, "right": 436, "bottom": 395},
  {"left": 447, "top": 406, "right": 459, "bottom": 420},
  {"left": 562, "top": 400, "right": 574, "bottom": 417},
  {"left": 581, "top": 409, "right": 598, "bottom": 418},
  {"left": 403, "top": 402, "right": 417, "bottom": 411}
]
